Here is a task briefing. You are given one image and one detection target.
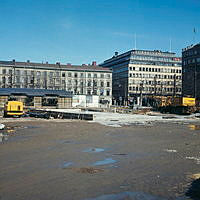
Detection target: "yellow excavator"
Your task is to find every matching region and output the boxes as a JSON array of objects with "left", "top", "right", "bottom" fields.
[
  {"left": 157, "top": 96, "right": 196, "bottom": 114},
  {"left": 4, "top": 101, "right": 24, "bottom": 117}
]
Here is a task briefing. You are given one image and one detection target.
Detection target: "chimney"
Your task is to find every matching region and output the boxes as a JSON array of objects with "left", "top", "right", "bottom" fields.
[
  {"left": 92, "top": 61, "right": 97, "bottom": 66},
  {"left": 27, "top": 60, "right": 30, "bottom": 63},
  {"left": 12, "top": 59, "right": 15, "bottom": 63},
  {"left": 115, "top": 52, "right": 118, "bottom": 56},
  {"left": 46, "top": 61, "right": 48, "bottom": 64},
  {"left": 56, "top": 62, "right": 60, "bottom": 66}
]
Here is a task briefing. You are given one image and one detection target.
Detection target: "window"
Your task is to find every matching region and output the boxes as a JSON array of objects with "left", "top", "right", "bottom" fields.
[
  {"left": 94, "top": 74, "right": 97, "bottom": 78},
  {"left": 106, "top": 74, "right": 110, "bottom": 78},
  {"left": 100, "top": 89, "right": 104, "bottom": 96},
  {"left": 100, "top": 74, "right": 104, "bottom": 78},
  {"left": 68, "top": 72, "right": 72, "bottom": 77},
  {"left": 100, "top": 81, "right": 104, "bottom": 87},
  {"left": 106, "top": 90, "right": 110, "bottom": 96},
  {"left": 68, "top": 80, "right": 72, "bottom": 85},
  {"left": 2, "top": 69, "right": 6, "bottom": 74},
  {"left": 16, "top": 70, "right": 20, "bottom": 75},
  {"left": 93, "top": 81, "right": 97, "bottom": 87},
  {"left": 87, "top": 89, "right": 91, "bottom": 95},
  {"left": 107, "top": 82, "right": 110, "bottom": 87},
  {"left": 93, "top": 90, "right": 97, "bottom": 95},
  {"left": 16, "top": 77, "right": 20, "bottom": 83},
  {"left": 62, "top": 72, "right": 65, "bottom": 77},
  {"left": 36, "top": 71, "right": 41, "bottom": 76},
  {"left": 88, "top": 73, "right": 91, "bottom": 78},
  {"left": 43, "top": 71, "right": 47, "bottom": 77},
  {"left": 87, "top": 81, "right": 91, "bottom": 87},
  {"left": 74, "top": 73, "right": 78, "bottom": 78}
]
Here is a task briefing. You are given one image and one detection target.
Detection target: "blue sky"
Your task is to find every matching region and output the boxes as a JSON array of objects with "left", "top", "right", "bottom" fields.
[{"left": 0, "top": 0, "right": 199, "bottom": 64}]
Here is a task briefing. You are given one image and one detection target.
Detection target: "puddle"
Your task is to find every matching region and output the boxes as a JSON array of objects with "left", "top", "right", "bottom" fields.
[
  {"left": 188, "top": 124, "right": 200, "bottom": 130},
  {"left": 83, "top": 148, "right": 105, "bottom": 153},
  {"left": 84, "top": 191, "right": 166, "bottom": 200},
  {"left": 71, "top": 167, "right": 104, "bottom": 174},
  {"left": 164, "top": 149, "right": 177, "bottom": 153},
  {"left": 62, "top": 162, "right": 73, "bottom": 168},
  {"left": 113, "top": 153, "right": 127, "bottom": 156},
  {"left": 93, "top": 158, "right": 116, "bottom": 166}
]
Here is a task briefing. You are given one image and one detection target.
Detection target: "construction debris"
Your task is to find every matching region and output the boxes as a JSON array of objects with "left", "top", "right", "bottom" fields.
[{"left": 0, "top": 123, "right": 5, "bottom": 130}]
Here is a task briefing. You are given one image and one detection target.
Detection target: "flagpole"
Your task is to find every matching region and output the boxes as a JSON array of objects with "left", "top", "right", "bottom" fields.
[{"left": 193, "top": 28, "right": 196, "bottom": 45}]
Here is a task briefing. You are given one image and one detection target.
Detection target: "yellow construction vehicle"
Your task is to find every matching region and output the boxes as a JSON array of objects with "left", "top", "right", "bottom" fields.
[
  {"left": 4, "top": 101, "right": 24, "bottom": 117},
  {"left": 157, "top": 97, "right": 196, "bottom": 114}
]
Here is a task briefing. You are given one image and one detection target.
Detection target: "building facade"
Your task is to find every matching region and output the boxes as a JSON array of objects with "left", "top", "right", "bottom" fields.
[
  {"left": 0, "top": 60, "right": 112, "bottom": 104},
  {"left": 182, "top": 43, "right": 200, "bottom": 100},
  {"left": 100, "top": 50, "right": 182, "bottom": 105}
]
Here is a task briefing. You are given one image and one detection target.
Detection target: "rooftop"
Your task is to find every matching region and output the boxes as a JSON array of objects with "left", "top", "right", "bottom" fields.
[
  {"left": 102, "top": 49, "right": 179, "bottom": 64},
  {"left": 0, "top": 60, "right": 112, "bottom": 73},
  {"left": 182, "top": 43, "right": 200, "bottom": 52}
]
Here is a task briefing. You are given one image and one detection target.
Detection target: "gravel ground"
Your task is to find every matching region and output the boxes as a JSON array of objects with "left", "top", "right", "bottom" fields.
[{"left": 0, "top": 118, "right": 200, "bottom": 200}]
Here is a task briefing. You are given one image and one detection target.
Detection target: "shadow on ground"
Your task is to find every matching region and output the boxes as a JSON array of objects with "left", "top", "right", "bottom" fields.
[{"left": 186, "top": 178, "right": 200, "bottom": 200}]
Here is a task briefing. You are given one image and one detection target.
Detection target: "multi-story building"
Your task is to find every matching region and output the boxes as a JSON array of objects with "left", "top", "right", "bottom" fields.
[
  {"left": 0, "top": 60, "right": 112, "bottom": 104},
  {"left": 100, "top": 50, "right": 182, "bottom": 105},
  {"left": 182, "top": 43, "right": 200, "bottom": 100}
]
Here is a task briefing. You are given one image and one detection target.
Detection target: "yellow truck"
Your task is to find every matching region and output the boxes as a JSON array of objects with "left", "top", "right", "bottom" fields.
[
  {"left": 158, "top": 97, "right": 196, "bottom": 114},
  {"left": 4, "top": 101, "right": 24, "bottom": 117}
]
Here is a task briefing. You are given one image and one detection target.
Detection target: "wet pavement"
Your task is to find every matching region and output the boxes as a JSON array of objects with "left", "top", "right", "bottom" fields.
[
  {"left": 0, "top": 120, "right": 200, "bottom": 200},
  {"left": 84, "top": 191, "right": 167, "bottom": 200}
]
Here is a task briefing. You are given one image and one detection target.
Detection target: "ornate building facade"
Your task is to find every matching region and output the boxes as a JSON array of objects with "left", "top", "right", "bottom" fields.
[{"left": 0, "top": 60, "right": 112, "bottom": 104}]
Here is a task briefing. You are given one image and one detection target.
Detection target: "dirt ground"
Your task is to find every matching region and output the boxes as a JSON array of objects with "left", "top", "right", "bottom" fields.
[{"left": 0, "top": 119, "right": 200, "bottom": 200}]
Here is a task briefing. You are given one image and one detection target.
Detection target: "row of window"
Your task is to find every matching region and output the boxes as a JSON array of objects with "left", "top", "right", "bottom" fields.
[
  {"left": 129, "top": 60, "right": 181, "bottom": 66},
  {"left": 129, "top": 66, "right": 181, "bottom": 73},
  {"left": 129, "top": 80, "right": 180, "bottom": 86},
  {"left": 129, "top": 73, "right": 181, "bottom": 79},
  {"left": 133, "top": 50, "right": 175, "bottom": 57},
  {"left": 131, "top": 55, "right": 179, "bottom": 62},
  {"left": 183, "top": 49, "right": 200, "bottom": 57},
  {"left": 183, "top": 58, "right": 200, "bottom": 65},
  {"left": 1, "top": 77, "right": 111, "bottom": 87},
  {"left": 128, "top": 86, "right": 181, "bottom": 92},
  {"left": 1, "top": 69, "right": 111, "bottom": 79}
]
